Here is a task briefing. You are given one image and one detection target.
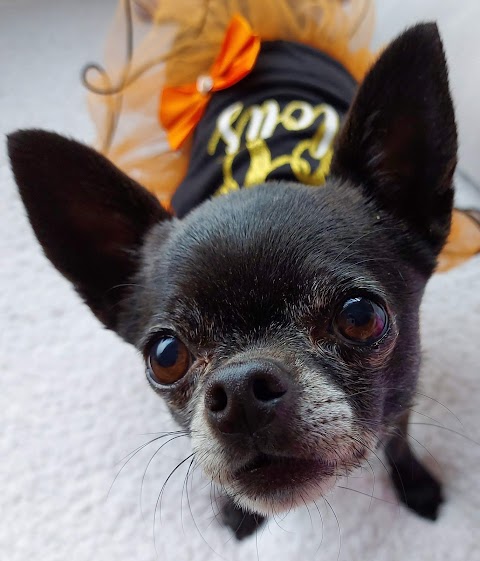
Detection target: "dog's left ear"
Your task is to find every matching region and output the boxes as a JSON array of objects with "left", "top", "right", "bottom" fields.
[{"left": 332, "top": 23, "right": 457, "bottom": 258}]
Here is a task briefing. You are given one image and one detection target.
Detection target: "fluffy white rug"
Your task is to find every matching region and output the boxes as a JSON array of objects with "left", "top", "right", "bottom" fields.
[{"left": 1, "top": 2, "right": 479, "bottom": 560}]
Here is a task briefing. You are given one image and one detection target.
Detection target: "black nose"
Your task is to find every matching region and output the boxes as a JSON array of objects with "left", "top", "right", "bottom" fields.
[{"left": 204, "top": 360, "right": 292, "bottom": 435}]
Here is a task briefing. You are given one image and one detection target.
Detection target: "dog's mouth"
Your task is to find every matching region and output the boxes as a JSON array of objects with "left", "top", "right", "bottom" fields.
[
  {"left": 233, "top": 453, "right": 336, "bottom": 494},
  {"left": 199, "top": 437, "right": 373, "bottom": 515}
]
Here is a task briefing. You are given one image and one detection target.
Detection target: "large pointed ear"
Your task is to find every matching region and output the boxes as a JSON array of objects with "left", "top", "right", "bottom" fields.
[
  {"left": 7, "top": 130, "right": 170, "bottom": 330},
  {"left": 331, "top": 23, "right": 457, "bottom": 256}
]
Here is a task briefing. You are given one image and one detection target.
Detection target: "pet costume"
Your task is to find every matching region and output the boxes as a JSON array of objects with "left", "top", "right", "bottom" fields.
[{"left": 84, "top": 0, "right": 480, "bottom": 272}]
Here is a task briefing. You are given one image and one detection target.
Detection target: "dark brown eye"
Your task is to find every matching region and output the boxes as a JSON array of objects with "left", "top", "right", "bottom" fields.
[
  {"left": 148, "top": 336, "right": 191, "bottom": 385},
  {"left": 334, "top": 297, "right": 388, "bottom": 344}
]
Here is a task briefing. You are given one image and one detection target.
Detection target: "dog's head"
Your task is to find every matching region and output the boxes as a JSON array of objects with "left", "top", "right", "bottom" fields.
[{"left": 8, "top": 24, "right": 456, "bottom": 515}]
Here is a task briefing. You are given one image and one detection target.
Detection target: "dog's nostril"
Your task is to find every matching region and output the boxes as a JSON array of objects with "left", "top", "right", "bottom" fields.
[
  {"left": 207, "top": 384, "right": 228, "bottom": 412},
  {"left": 252, "top": 375, "right": 287, "bottom": 402}
]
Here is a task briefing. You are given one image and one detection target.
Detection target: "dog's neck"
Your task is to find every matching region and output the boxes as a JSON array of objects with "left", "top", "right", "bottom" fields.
[{"left": 172, "top": 41, "right": 358, "bottom": 217}]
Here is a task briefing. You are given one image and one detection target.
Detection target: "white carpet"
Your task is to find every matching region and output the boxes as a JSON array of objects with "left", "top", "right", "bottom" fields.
[{"left": 1, "top": 2, "right": 479, "bottom": 560}]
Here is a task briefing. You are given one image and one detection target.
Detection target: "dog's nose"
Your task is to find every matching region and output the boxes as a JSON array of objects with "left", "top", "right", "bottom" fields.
[{"left": 204, "top": 360, "right": 292, "bottom": 435}]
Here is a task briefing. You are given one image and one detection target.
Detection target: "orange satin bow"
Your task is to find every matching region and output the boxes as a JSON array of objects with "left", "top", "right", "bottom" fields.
[{"left": 159, "top": 14, "right": 260, "bottom": 150}]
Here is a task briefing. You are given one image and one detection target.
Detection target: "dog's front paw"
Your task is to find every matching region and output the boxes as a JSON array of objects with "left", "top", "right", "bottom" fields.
[
  {"left": 220, "top": 499, "right": 265, "bottom": 540},
  {"left": 390, "top": 458, "right": 443, "bottom": 521}
]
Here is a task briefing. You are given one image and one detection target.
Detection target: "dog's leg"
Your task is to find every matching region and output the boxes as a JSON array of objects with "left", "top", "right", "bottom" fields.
[
  {"left": 385, "top": 411, "right": 443, "bottom": 520},
  {"left": 219, "top": 496, "right": 265, "bottom": 540}
]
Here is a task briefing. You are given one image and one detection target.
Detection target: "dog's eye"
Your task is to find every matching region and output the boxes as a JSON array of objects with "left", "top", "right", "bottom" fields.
[
  {"left": 148, "top": 336, "right": 191, "bottom": 385},
  {"left": 334, "top": 297, "right": 388, "bottom": 344}
]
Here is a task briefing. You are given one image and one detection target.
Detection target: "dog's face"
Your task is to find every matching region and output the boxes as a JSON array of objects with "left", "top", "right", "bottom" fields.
[
  {"left": 8, "top": 24, "right": 457, "bottom": 516},
  {"left": 133, "top": 181, "right": 429, "bottom": 515}
]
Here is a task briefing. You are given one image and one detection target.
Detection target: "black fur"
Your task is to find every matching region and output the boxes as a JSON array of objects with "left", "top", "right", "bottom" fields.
[
  {"left": 385, "top": 412, "right": 444, "bottom": 520},
  {"left": 7, "top": 23, "right": 457, "bottom": 537},
  {"left": 220, "top": 501, "right": 265, "bottom": 540},
  {"left": 332, "top": 23, "right": 457, "bottom": 269},
  {"left": 7, "top": 129, "right": 170, "bottom": 329}
]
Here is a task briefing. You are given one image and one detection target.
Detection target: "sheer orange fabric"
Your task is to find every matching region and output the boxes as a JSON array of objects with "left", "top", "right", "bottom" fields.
[
  {"left": 85, "top": 0, "right": 376, "bottom": 204},
  {"left": 84, "top": 0, "right": 480, "bottom": 272},
  {"left": 438, "top": 210, "right": 480, "bottom": 272}
]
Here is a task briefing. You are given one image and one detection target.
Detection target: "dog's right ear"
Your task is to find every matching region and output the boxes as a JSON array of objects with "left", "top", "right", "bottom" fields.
[
  {"left": 331, "top": 23, "right": 457, "bottom": 269},
  {"left": 7, "top": 129, "right": 170, "bottom": 331}
]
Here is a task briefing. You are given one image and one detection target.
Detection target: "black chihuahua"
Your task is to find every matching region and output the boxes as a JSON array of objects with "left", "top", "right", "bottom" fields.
[{"left": 8, "top": 24, "right": 456, "bottom": 539}]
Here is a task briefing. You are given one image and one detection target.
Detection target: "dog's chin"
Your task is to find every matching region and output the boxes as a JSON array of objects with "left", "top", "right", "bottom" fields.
[{"left": 220, "top": 455, "right": 339, "bottom": 517}]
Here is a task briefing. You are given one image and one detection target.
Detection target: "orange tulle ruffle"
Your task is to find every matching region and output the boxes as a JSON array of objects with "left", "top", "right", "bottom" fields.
[
  {"left": 84, "top": 0, "right": 480, "bottom": 273},
  {"left": 84, "top": 0, "right": 377, "bottom": 204}
]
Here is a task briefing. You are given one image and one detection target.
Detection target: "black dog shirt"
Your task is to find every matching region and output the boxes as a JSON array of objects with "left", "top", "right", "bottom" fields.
[{"left": 171, "top": 40, "right": 357, "bottom": 217}]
